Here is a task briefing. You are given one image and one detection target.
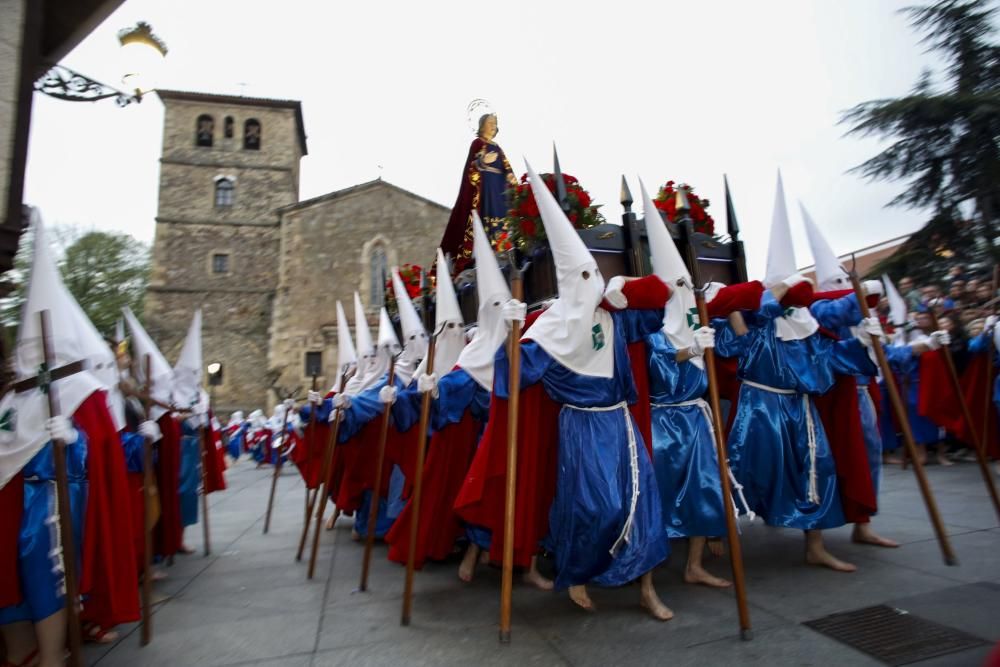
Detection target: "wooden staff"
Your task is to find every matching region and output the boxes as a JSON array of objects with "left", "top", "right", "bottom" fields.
[
  {"left": 262, "top": 398, "right": 293, "bottom": 534},
  {"left": 307, "top": 369, "right": 348, "bottom": 579},
  {"left": 693, "top": 289, "right": 753, "bottom": 639},
  {"left": 982, "top": 266, "right": 998, "bottom": 482},
  {"left": 926, "top": 307, "right": 1000, "bottom": 520},
  {"left": 848, "top": 268, "right": 957, "bottom": 564},
  {"left": 35, "top": 311, "right": 85, "bottom": 665},
  {"left": 499, "top": 266, "right": 524, "bottom": 643},
  {"left": 296, "top": 376, "right": 321, "bottom": 562},
  {"left": 140, "top": 355, "right": 156, "bottom": 644},
  {"left": 199, "top": 422, "right": 212, "bottom": 557},
  {"left": 359, "top": 356, "right": 397, "bottom": 591},
  {"left": 401, "top": 326, "right": 439, "bottom": 625}
]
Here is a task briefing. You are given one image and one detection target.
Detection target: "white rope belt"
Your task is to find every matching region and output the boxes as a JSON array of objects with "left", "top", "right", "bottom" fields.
[
  {"left": 652, "top": 398, "right": 755, "bottom": 523},
  {"left": 741, "top": 380, "right": 821, "bottom": 505},
  {"left": 44, "top": 481, "right": 67, "bottom": 596},
  {"left": 566, "top": 400, "right": 639, "bottom": 556}
]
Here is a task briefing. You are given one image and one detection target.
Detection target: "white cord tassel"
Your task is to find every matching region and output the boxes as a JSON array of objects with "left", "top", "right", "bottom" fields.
[
  {"left": 610, "top": 407, "right": 641, "bottom": 557},
  {"left": 803, "top": 395, "right": 820, "bottom": 505},
  {"left": 46, "top": 481, "right": 67, "bottom": 596},
  {"left": 694, "top": 400, "right": 756, "bottom": 524}
]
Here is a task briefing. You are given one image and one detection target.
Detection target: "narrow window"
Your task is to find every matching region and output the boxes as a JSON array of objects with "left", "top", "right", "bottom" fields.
[
  {"left": 370, "top": 246, "right": 387, "bottom": 308},
  {"left": 305, "top": 351, "right": 323, "bottom": 377},
  {"left": 196, "top": 114, "right": 214, "bottom": 147},
  {"left": 244, "top": 119, "right": 261, "bottom": 150},
  {"left": 215, "top": 178, "right": 234, "bottom": 207},
  {"left": 212, "top": 253, "right": 230, "bottom": 274},
  {"left": 224, "top": 116, "right": 234, "bottom": 139}
]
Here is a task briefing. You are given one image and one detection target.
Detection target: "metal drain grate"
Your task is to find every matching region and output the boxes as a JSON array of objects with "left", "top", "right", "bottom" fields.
[{"left": 803, "top": 604, "right": 989, "bottom": 666}]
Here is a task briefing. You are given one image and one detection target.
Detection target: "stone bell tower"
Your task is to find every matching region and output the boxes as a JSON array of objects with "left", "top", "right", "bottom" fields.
[{"left": 144, "top": 89, "right": 307, "bottom": 414}]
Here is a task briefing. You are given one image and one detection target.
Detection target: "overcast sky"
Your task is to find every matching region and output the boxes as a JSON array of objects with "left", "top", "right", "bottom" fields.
[{"left": 25, "top": 0, "right": 948, "bottom": 276}]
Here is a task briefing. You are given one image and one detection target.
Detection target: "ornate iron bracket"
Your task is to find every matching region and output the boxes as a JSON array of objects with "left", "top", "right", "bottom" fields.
[{"left": 34, "top": 64, "right": 140, "bottom": 107}]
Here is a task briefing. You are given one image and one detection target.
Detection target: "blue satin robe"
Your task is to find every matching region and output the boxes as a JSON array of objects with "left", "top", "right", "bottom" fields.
[
  {"left": 179, "top": 420, "right": 202, "bottom": 528},
  {"left": 810, "top": 295, "right": 884, "bottom": 495},
  {"left": 227, "top": 423, "right": 249, "bottom": 460},
  {"left": 0, "top": 430, "right": 88, "bottom": 624},
  {"left": 880, "top": 344, "right": 939, "bottom": 447},
  {"left": 645, "top": 331, "right": 727, "bottom": 538},
  {"left": 724, "top": 290, "right": 871, "bottom": 531},
  {"left": 496, "top": 308, "right": 668, "bottom": 590}
]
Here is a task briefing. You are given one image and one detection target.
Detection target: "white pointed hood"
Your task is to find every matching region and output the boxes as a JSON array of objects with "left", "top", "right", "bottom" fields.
[
  {"left": 800, "top": 202, "right": 849, "bottom": 291},
  {"left": 352, "top": 306, "right": 398, "bottom": 392},
  {"left": 883, "top": 274, "right": 908, "bottom": 328},
  {"left": 331, "top": 300, "right": 357, "bottom": 393},
  {"left": 391, "top": 268, "right": 427, "bottom": 386},
  {"left": 457, "top": 211, "right": 512, "bottom": 390},
  {"left": 343, "top": 292, "right": 374, "bottom": 395},
  {"left": 521, "top": 159, "right": 613, "bottom": 378},
  {"left": 0, "top": 211, "right": 114, "bottom": 488},
  {"left": 172, "top": 309, "right": 203, "bottom": 413},
  {"left": 124, "top": 306, "right": 175, "bottom": 420},
  {"left": 430, "top": 248, "right": 466, "bottom": 376},
  {"left": 640, "top": 178, "right": 700, "bottom": 366},
  {"left": 763, "top": 172, "right": 818, "bottom": 341}
]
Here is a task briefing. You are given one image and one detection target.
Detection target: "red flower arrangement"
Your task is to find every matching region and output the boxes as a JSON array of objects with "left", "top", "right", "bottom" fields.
[
  {"left": 383, "top": 263, "right": 432, "bottom": 316},
  {"left": 653, "top": 180, "right": 715, "bottom": 236},
  {"left": 504, "top": 172, "right": 605, "bottom": 251}
]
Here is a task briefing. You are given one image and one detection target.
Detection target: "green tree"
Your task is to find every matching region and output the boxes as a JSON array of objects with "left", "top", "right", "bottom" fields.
[
  {"left": 0, "top": 227, "right": 150, "bottom": 339},
  {"left": 842, "top": 0, "right": 1000, "bottom": 282}
]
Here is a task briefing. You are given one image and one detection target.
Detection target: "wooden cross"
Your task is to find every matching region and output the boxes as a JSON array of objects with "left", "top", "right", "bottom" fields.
[
  {"left": 13, "top": 310, "right": 89, "bottom": 667},
  {"left": 139, "top": 354, "right": 156, "bottom": 645}
]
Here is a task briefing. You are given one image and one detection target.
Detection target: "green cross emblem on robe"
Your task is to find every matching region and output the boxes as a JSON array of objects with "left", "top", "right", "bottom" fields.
[
  {"left": 591, "top": 323, "right": 605, "bottom": 350},
  {"left": 0, "top": 408, "right": 16, "bottom": 432},
  {"left": 686, "top": 307, "right": 702, "bottom": 330}
]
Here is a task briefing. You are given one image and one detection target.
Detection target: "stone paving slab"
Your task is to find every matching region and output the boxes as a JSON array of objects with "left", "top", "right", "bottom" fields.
[{"left": 84, "top": 458, "right": 1000, "bottom": 667}]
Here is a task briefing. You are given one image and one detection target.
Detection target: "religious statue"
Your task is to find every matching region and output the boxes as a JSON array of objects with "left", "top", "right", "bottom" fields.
[{"left": 440, "top": 102, "right": 518, "bottom": 272}]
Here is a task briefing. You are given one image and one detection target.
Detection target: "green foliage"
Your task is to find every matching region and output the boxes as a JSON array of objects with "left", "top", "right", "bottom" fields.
[
  {"left": 843, "top": 0, "right": 1000, "bottom": 278},
  {"left": 0, "top": 226, "right": 150, "bottom": 339}
]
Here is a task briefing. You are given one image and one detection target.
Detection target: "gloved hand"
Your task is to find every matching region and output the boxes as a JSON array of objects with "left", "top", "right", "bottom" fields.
[
  {"left": 863, "top": 280, "right": 883, "bottom": 297},
  {"left": 138, "top": 420, "right": 162, "bottom": 442},
  {"left": 308, "top": 390, "right": 321, "bottom": 405},
  {"left": 283, "top": 398, "right": 295, "bottom": 410},
  {"left": 781, "top": 274, "right": 812, "bottom": 288},
  {"left": 47, "top": 415, "right": 77, "bottom": 444},
  {"left": 985, "top": 315, "right": 998, "bottom": 331},
  {"left": 379, "top": 385, "right": 397, "bottom": 405},
  {"left": 603, "top": 275, "right": 628, "bottom": 309},
  {"left": 500, "top": 299, "right": 526, "bottom": 324},
  {"left": 862, "top": 316, "right": 885, "bottom": 342},
  {"left": 333, "top": 393, "right": 351, "bottom": 410},
  {"left": 928, "top": 330, "right": 951, "bottom": 350},
  {"left": 417, "top": 372, "right": 439, "bottom": 398},
  {"left": 690, "top": 327, "right": 716, "bottom": 357}
]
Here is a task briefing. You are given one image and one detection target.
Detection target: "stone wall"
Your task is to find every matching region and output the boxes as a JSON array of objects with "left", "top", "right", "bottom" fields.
[
  {"left": 268, "top": 181, "right": 449, "bottom": 393},
  {"left": 0, "top": 0, "right": 26, "bottom": 225}
]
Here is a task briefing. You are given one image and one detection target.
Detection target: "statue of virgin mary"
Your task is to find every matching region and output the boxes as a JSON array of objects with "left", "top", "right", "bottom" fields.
[{"left": 439, "top": 102, "right": 517, "bottom": 272}]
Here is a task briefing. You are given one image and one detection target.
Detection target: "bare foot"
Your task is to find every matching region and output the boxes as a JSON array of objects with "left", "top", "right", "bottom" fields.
[
  {"left": 639, "top": 585, "right": 674, "bottom": 621},
  {"left": 684, "top": 564, "right": 732, "bottom": 588},
  {"left": 458, "top": 545, "right": 479, "bottom": 583},
  {"left": 523, "top": 568, "right": 554, "bottom": 591},
  {"left": 936, "top": 453, "right": 955, "bottom": 467},
  {"left": 884, "top": 454, "right": 903, "bottom": 465},
  {"left": 805, "top": 547, "right": 857, "bottom": 572},
  {"left": 852, "top": 524, "right": 900, "bottom": 548},
  {"left": 325, "top": 509, "right": 340, "bottom": 531},
  {"left": 351, "top": 529, "right": 361, "bottom": 542},
  {"left": 569, "top": 585, "right": 596, "bottom": 612},
  {"left": 151, "top": 569, "right": 168, "bottom": 582},
  {"left": 706, "top": 538, "right": 724, "bottom": 558}
]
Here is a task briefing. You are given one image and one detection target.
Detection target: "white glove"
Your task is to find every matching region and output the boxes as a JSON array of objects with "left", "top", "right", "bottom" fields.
[
  {"left": 333, "top": 393, "right": 351, "bottom": 410},
  {"left": 417, "top": 372, "right": 439, "bottom": 398},
  {"left": 986, "top": 315, "right": 998, "bottom": 331},
  {"left": 500, "top": 299, "right": 526, "bottom": 324},
  {"left": 928, "top": 330, "right": 951, "bottom": 350},
  {"left": 861, "top": 317, "right": 885, "bottom": 341},
  {"left": 138, "top": 420, "right": 162, "bottom": 442},
  {"left": 379, "top": 385, "right": 397, "bottom": 405},
  {"left": 308, "top": 390, "right": 321, "bottom": 405},
  {"left": 47, "top": 415, "right": 77, "bottom": 444},
  {"left": 862, "top": 280, "right": 883, "bottom": 297},
  {"left": 603, "top": 276, "right": 628, "bottom": 309},
  {"left": 690, "top": 327, "right": 716, "bottom": 357},
  {"left": 781, "top": 274, "right": 812, "bottom": 288},
  {"left": 283, "top": 398, "right": 295, "bottom": 410}
]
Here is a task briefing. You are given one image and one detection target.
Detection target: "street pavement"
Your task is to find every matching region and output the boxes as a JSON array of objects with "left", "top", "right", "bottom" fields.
[{"left": 83, "top": 458, "right": 1000, "bottom": 666}]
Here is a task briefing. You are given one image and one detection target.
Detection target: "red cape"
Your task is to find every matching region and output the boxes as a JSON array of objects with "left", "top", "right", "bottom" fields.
[
  {"left": 814, "top": 375, "right": 878, "bottom": 523},
  {"left": 386, "top": 410, "right": 481, "bottom": 568},
  {"left": 0, "top": 474, "right": 24, "bottom": 607},
  {"left": 292, "top": 414, "right": 329, "bottom": 490},
  {"left": 155, "top": 414, "right": 183, "bottom": 558},
  {"left": 959, "top": 351, "right": 1000, "bottom": 459},
  {"left": 204, "top": 416, "right": 227, "bottom": 493},
  {"left": 918, "top": 350, "right": 967, "bottom": 439}
]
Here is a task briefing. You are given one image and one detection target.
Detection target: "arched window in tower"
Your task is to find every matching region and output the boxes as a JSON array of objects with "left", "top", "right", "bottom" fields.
[
  {"left": 215, "top": 178, "right": 235, "bottom": 208},
  {"left": 244, "top": 119, "right": 261, "bottom": 150},
  {"left": 224, "top": 116, "right": 234, "bottom": 139},
  {"left": 370, "top": 245, "right": 387, "bottom": 308},
  {"left": 196, "top": 114, "right": 214, "bottom": 147}
]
